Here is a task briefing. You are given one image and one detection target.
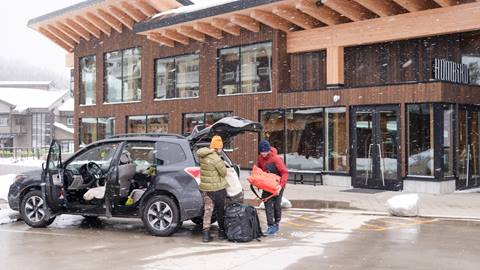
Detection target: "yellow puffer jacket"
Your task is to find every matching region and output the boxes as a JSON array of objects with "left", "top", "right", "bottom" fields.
[{"left": 197, "top": 147, "right": 228, "bottom": 192}]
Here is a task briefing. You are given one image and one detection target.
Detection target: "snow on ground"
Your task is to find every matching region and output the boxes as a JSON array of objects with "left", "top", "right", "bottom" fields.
[
  {"left": 0, "top": 158, "right": 44, "bottom": 167},
  {"left": 141, "top": 213, "right": 374, "bottom": 270},
  {"left": 455, "top": 187, "right": 480, "bottom": 193},
  {"left": 0, "top": 174, "right": 16, "bottom": 201},
  {"left": 0, "top": 208, "right": 19, "bottom": 225}
]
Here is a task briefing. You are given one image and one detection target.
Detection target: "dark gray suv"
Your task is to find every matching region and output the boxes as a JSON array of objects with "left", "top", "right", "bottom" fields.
[{"left": 7, "top": 117, "right": 262, "bottom": 236}]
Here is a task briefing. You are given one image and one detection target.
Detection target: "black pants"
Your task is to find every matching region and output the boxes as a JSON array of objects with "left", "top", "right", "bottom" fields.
[
  {"left": 262, "top": 188, "right": 284, "bottom": 226},
  {"left": 203, "top": 189, "right": 227, "bottom": 232}
]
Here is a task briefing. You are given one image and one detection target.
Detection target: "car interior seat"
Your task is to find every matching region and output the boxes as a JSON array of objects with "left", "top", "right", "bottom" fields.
[{"left": 118, "top": 151, "right": 136, "bottom": 198}]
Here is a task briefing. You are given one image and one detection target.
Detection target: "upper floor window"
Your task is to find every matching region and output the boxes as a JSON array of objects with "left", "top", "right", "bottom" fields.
[
  {"left": 66, "top": 117, "right": 74, "bottom": 126},
  {"left": 79, "top": 55, "right": 96, "bottom": 105},
  {"left": 218, "top": 42, "right": 272, "bottom": 95},
  {"left": 155, "top": 54, "right": 199, "bottom": 99},
  {"left": 104, "top": 47, "right": 142, "bottom": 103},
  {"left": 0, "top": 116, "right": 8, "bottom": 127}
]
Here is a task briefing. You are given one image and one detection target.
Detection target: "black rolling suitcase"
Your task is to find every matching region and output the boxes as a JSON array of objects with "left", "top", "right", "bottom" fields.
[{"left": 224, "top": 203, "right": 263, "bottom": 242}]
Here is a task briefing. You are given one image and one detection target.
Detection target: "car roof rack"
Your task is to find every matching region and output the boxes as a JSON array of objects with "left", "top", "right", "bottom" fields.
[{"left": 108, "top": 133, "right": 186, "bottom": 139}]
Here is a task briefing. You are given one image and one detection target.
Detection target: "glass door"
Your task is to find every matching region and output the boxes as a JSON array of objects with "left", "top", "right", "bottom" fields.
[
  {"left": 351, "top": 105, "right": 401, "bottom": 190},
  {"left": 458, "top": 107, "right": 480, "bottom": 189}
]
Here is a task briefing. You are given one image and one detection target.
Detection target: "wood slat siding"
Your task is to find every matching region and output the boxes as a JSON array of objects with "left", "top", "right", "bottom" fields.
[
  {"left": 288, "top": 50, "right": 326, "bottom": 92},
  {"left": 344, "top": 34, "right": 461, "bottom": 88},
  {"left": 73, "top": 26, "right": 480, "bottom": 168}
]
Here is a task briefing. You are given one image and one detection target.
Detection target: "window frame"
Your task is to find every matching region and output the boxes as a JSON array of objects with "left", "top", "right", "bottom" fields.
[
  {"left": 79, "top": 54, "right": 97, "bottom": 106},
  {"left": 217, "top": 41, "right": 273, "bottom": 96},
  {"left": 154, "top": 53, "right": 200, "bottom": 100},
  {"left": 79, "top": 117, "right": 116, "bottom": 146},
  {"left": 104, "top": 47, "right": 142, "bottom": 104}
]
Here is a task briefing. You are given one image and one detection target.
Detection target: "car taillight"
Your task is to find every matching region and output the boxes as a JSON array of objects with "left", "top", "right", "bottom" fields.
[{"left": 184, "top": 167, "right": 201, "bottom": 185}]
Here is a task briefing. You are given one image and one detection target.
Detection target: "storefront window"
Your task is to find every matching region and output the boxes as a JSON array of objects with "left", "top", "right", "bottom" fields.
[
  {"left": 462, "top": 55, "right": 480, "bottom": 85},
  {"left": 105, "top": 47, "right": 141, "bottom": 103},
  {"left": 155, "top": 54, "right": 199, "bottom": 99},
  {"left": 182, "top": 112, "right": 231, "bottom": 135},
  {"left": 443, "top": 105, "right": 455, "bottom": 176},
  {"left": 127, "top": 116, "right": 147, "bottom": 134},
  {"left": 219, "top": 42, "right": 272, "bottom": 95},
  {"left": 260, "top": 110, "right": 285, "bottom": 156},
  {"left": 285, "top": 108, "right": 324, "bottom": 171},
  {"left": 79, "top": 118, "right": 97, "bottom": 146},
  {"left": 407, "top": 104, "right": 434, "bottom": 176},
  {"left": 80, "top": 117, "right": 115, "bottom": 146},
  {"left": 326, "top": 107, "right": 347, "bottom": 172},
  {"left": 98, "top": 117, "right": 115, "bottom": 140},
  {"left": 147, "top": 115, "right": 169, "bottom": 133},
  {"left": 79, "top": 55, "right": 96, "bottom": 105}
]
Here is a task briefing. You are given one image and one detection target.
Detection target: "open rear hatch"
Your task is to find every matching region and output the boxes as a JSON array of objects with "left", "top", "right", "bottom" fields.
[{"left": 187, "top": 116, "right": 263, "bottom": 145}]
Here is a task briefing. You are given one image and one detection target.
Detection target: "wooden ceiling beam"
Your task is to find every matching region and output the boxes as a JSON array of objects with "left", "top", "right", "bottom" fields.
[
  {"left": 432, "top": 0, "right": 458, "bottom": 7},
  {"left": 55, "top": 22, "right": 81, "bottom": 43},
  {"left": 120, "top": 1, "right": 147, "bottom": 22},
  {"left": 162, "top": 29, "right": 189, "bottom": 45},
  {"left": 230, "top": 14, "right": 260, "bottom": 33},
  {"left": 287, "top": 1, "right": 480, "bottom": 53},
  {"left": 250, "top": 10, "right": 292, "bottom": 33},
  {"left": 272, "top": 4, "right": 319, "bottom": 29},
  {"left": 75, "top": 16, "right": 102, "bottom": 39},
  {"left": 46, "top": 25, "right": 76, "bottom": 46},
  {"left": 135, "top": 0, "right": 158, "bottom": 16},
  {"left": 146, "top": 0, "right": 178, "bottom": 12},
  {"left": 108, "top": 6, "right": 134, "bottom": 30},
  {"left": 322, "top": 0, "right": 376, "bottom": 21},
  {"left": 353, "top": 0, "right": 401, "bottom": 17},
  {"left": 97, "top": 9, "right": 123, "bottom": 33},
  {"left": 65, "top": 19, "right": 90, "bottom": 40},
  {"left": 211, "top": 18, "right": 241, "bottom": 36},
  {"left": 193, "top": 22, "right": 223, "bottom": 39},
  {"left": 147, "top": 32, "right": 174, "bottom": 47},
  {"left": 85, "top": 12, "right": 111, "bottom": 36},
  {"left": 296, "top": 0, "right": 348, "bottom": 25},
  {"left": 38, "top": 26, "right": 74, "bottom": 51},
  {"left": 177, "top": 26, "right": 205, "bottom": 42},
  {"left": 391, "top": 0, "right": 436, "bottom": 12}
]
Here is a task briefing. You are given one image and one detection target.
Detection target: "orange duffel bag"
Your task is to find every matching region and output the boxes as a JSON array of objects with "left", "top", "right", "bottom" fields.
[{"left": 248, "top": 165, "right": 280, "bottom": 201}]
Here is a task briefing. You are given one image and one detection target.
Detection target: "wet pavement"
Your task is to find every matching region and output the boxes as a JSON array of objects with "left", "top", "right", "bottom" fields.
[{"left": 0, "top": 209, "right": 479, "bottom": 270}]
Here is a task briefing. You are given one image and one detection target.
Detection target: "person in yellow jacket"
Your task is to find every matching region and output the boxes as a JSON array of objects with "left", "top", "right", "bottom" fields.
[{"left": 197, "top": 135, "right": 228, "bottom": 242}]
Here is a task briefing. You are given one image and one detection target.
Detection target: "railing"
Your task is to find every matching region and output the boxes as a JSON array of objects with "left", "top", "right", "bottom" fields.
[{"left": 0, "top": 147, "right": 51, "bottom": 160}]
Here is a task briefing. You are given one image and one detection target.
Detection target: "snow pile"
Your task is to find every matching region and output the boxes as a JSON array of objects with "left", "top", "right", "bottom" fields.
[
  {"left": 0, "top": 174, "right": 16, "bottom": 201},
  {"left": 386, "top": 194, "right": 419, "bottom": 217},
  {"left": 259, "top": 197, "right": 292, "bottom": 209},
  {"left": 0, "top": 88, "right": 68, "bottom": 113},
  {"left": 0, "top": 209, "right": 19, "bottom": 225}
]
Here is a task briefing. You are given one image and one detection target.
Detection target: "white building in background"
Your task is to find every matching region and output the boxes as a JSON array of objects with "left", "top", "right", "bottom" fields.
[{"left": 0, "top": 82, "right": 74, "bottom": 152}]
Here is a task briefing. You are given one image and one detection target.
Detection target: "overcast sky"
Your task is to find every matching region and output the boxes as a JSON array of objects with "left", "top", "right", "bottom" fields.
[{"left": 0, "top": 0, "right": 205, "bottom": 83}]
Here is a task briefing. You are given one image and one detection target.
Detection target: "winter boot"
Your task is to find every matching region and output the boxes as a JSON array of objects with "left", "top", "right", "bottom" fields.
[
  {"left": 264, "top": 225, "right": 276, "bottom": 235},
  {"left": 218, "top": 230, "right": 227, "bottom": 240},
  {"left": 202, "top": 229, "right": 212, "bottom": 242}
]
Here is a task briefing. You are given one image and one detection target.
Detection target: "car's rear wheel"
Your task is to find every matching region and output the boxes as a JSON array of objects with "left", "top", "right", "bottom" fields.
[
  {"left": 20, "top": 190, "right": 56, "bottom": 228},
  {"left": 142, "top": 195, "right": 180, "bottom": 236}
]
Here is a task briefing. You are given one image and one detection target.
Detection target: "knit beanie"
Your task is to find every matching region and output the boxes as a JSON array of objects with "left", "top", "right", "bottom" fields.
[
  {"left": 258, "top": 139, "right": 271, "bottom": 153},
  {"left": 210, "top": 135, "right": 223, "bottom": 149}
]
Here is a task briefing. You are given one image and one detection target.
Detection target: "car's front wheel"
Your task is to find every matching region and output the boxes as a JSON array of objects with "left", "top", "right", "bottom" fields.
[
  {"left": 142, "top": 195, "right": 180, "bottom": 236},
  {"left": 20, "top": 190, "right": 56, "bottom": 228}
]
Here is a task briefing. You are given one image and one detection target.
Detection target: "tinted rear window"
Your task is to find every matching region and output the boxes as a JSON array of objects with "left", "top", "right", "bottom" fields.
[{"left": 156, "top": 142, "right": 187, "bottom": 165}]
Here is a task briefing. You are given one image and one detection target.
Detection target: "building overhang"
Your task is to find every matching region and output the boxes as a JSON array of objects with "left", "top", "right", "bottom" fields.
[
  {"left": 27, "top": 0, "right": 193, "bottom": 52},
  {"left": 132, "top": 0, "right": 480, "bottom": 51}
]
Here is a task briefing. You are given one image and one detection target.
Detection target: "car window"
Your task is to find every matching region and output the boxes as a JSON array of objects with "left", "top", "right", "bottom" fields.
[
  {"left": 156, "top": 142, "right": 186, "bottom": 165},
  {"left": 65, "top": 142, "right": 119, "bottom": 172},
  {"left": 123, "top": 142, "right": 156, "bottom": 173}
]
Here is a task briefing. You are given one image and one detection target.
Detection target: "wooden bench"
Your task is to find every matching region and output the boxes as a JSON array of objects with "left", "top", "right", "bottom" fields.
[{"left": 288, "top": 169, "right": 323, "bottom": 186}]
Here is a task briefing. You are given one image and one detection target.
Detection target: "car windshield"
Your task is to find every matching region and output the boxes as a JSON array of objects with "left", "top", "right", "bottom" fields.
[{"left": 65, "top": 143, "right": 119, "bottom": 173}]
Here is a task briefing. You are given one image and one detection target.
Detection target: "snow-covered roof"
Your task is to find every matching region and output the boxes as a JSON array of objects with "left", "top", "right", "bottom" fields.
[
  {"left": 152, "top": 0, "right": 236, "bottom": 19},
  {"left": 0, "top": 88, "right": 68, "bottom": 113},
  {"left": 0, "top": 81, "right": 53, "bottom": 86},
  {"left": 54, "top": 122, "right": 74, "bottom": 134},
  {"left": 58, "top": 98, "right": 74, "bottom": 112}
]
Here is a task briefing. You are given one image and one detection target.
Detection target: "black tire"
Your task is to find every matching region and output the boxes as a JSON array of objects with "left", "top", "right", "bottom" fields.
[
  {"left": 142, "top": 195, "right": 180, "bottom": 237},
  {"left": 20, "top": 190, "right": 56, "bottom": 228}
]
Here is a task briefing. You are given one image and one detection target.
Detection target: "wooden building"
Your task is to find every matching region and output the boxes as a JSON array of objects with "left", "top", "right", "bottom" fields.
[{"left": 29, "top": 0, "right": 480, "bottom": 193}]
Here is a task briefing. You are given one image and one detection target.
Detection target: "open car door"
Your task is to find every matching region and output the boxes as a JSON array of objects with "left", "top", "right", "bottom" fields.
[
  {"left": 187, "top": 116, "right": 263, "bottom": 145},
  {"left": 43, "top": 140, "right": 64, "bottom": 212},
  {"left": 104, "top": 142, "right": 126, "bottom": 218}
]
